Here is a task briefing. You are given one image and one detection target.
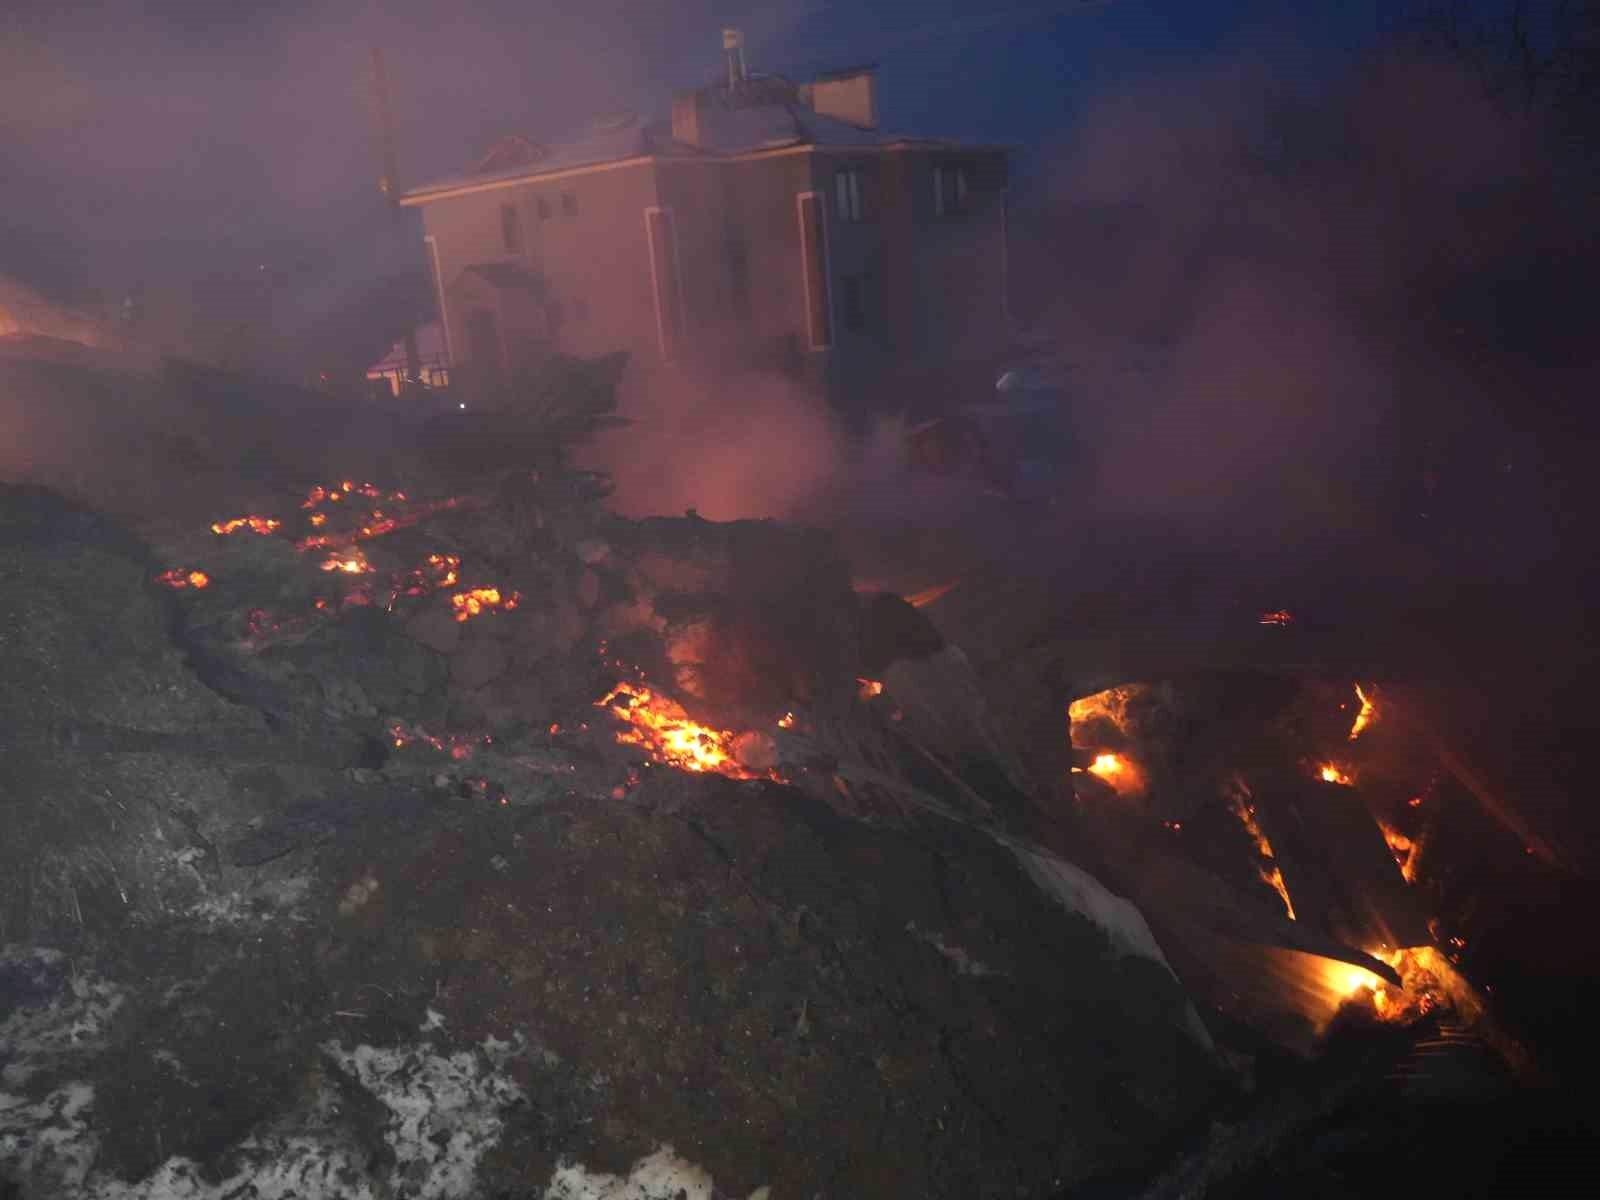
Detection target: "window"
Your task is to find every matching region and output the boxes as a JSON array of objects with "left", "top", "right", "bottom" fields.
[
  {"left": 842, "top": 274, "right": 866, "bottom": 333},
  {"left": 537, "top": 195, "right": 552, "bottom": 220},
  {"left": 500, "top": 202, "right": 522, "bottom": 253},
  {"left": 725, "top": 233, "right": 750, "bottom": 318},
  {"left": 933, "top": 163, "right": 971, "bottom": 218},
  {"left": 834, "top": 167, "right": 865, "bottom": 223},
  {"left": 561, "top": 192, "right": 578, "bottom": 217}
]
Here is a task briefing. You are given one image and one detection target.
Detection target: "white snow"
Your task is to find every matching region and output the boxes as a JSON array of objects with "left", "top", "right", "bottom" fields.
[
  {"left": 545, "top": 1145, "right": 716, "bottom": 1200},
  {"left": 321, "top": 1037, "right": 526, "bottom": 1200}
]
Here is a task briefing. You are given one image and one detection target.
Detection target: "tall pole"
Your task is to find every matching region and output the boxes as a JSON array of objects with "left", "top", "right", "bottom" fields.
[{"left": 370, "top": 44, "right": 423, "bottom": 389}]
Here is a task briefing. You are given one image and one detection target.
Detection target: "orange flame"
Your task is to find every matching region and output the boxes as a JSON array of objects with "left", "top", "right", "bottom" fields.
[
  {"left": 1378, "top": 821, "right": 1421, "bottom": 883},
  {"left": 450, "top": 586, "right": 521, "bottom": 622},
  {"left": 596, "top": 681, "right": 759, "bottom": 779},
  {"left": 396, "top": 553, "right": 461, "bottom": 598},
  {"left": 210, "top": 515, "right": 281, "bottom": 536},
  {"left": 320, "top": 550, "right": 373, "bottom": 575},
  {"left": 1319, "top": 763, "right": 1353, "bottom": 785},
  {"left": 906, "top": 579, "right": 961, "bottom": 608},
  {"left": 1348, "top": 683, "right": 1377, "bottom": 741},
  {"left": 1226, "top": 779, "right": 1297, "bottom": 921},
  {"left": 157, "top": 568, "right": 210, "bottom": 590},
  {"left": 1259, "top": 609, "right": 1294, "bottom": 627},
  {"left": 857, "top": 677, "right": 885, "bottom": 701}
]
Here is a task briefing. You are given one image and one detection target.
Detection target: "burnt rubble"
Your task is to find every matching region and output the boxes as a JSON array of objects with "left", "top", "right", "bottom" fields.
[{"left": 1, "top": 478, "right": 1224, "bottom": 1199}]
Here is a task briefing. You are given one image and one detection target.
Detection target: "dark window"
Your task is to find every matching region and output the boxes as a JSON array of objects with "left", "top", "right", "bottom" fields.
[
  {"left": 561, "top": 192, "right": 578, "bottom": 217},
  {"left": 834, "top": 167, "right": 865, "bottom": 222},
  {"left": 500, "top": 203, "right": 522, "bottom": 252},
  {"left": 842, "top": 274, "right": 866, "bottom": 333},
  {"left": 933, "top": 163, "right": 971, "bottom": 218},
  {"left": 537, "top": 195, "right": 552, "bottom": 220},
  {"left": 725, "top": 235, "right": 750, "bottom": 317}
]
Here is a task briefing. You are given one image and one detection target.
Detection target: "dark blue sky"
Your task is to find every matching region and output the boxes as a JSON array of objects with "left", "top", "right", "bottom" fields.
[{"left": 0, "top": 1, "right": 1387, "bottom": 317}]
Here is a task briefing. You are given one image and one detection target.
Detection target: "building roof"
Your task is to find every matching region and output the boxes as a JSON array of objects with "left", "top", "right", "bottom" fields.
[{"left": 400, "top": 76, "right": 1008, "bottom": 205}]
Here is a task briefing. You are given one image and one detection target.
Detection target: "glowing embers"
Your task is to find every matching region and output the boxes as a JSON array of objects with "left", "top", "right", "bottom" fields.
[
  {"left": 1259, "top": 608, "right": 1295, "bottom": 627},
  {"left": 905, "top": 579, "right": 961, "bottom": 608},
  {"left": 396, "top": 553, "right": 461, "bottom": 597},
  {"left": 857, "top": 677, "right": 885, "bottom": 701},
  {"left": 1225, "top": 777, "right": 1297, "bottom": 921},
  {"left": 156, "top": 568, "right": 210, "bottom": 590},
  {"left": 1348, "top": 683, "right": 1378, "bottom": 741},
  {"left": 210, "top": 515, "right": 281, "bottom": 536},
  {"left": 596, "top": 681, "right": 759, "bottom": 779},
  {"left": 388, "top": 721, "right": 492, "bottom": 762},
  {"left": 450, "top": 586, "right": 521, "bottom": 623},
  {"left": 301, "top": 480, "right": 403, "bottom": 509}
]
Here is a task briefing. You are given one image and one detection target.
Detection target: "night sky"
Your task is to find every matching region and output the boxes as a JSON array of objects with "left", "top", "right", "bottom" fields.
[{"left": 2, "top": 1, "right": 1387, "bottom": 328}]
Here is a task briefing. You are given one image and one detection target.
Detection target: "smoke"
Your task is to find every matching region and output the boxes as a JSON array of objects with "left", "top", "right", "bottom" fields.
[{"left": 1013, "top": 46, "right": 1593, "bottom": 572}]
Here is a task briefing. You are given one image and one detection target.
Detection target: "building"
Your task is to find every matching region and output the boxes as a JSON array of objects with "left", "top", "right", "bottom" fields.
[{"left": 400, "top": 49, "right": 1011, "bottom": 423}]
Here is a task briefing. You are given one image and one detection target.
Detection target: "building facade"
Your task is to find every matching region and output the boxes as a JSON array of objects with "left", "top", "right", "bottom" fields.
[{"left": 400, "top": 63, "right": 1010, "bottom": 422}]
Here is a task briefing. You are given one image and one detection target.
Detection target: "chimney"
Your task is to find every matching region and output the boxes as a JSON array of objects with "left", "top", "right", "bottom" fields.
[
  {"left": 723, "top": 28, "right": 747, "bottom": 87},
  {"left": 800, "top": 65, "right": 879, "bottom": 130}
]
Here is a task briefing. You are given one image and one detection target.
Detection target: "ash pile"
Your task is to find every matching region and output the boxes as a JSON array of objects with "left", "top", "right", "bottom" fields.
[{"left": 1, "top": 363, "right": 1223, "bottom": 1199}]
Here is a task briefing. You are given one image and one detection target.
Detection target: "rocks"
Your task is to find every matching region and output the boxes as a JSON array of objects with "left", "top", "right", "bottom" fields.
[
  {"left": 452, "top": 638, "right": 511, "bottom": 691},
  {"left": 575, "top": 537, "right": 611, "bottom": 566},
  {"left": 576, "top": 567, "right": 602, "bottom": 610},
  {"left": 404, "top": 607, "right": 462, "bottom": 655}
]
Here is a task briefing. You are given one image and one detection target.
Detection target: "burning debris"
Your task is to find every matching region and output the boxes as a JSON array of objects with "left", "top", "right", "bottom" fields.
[
  {"left": 320, "top": 548, "right": 373, "bottom": 575},
  {"left": 1348, "top": 683, "right": 1378, "bottom": 741},
  {"left": 156, "top": 567, "right": 210, "bottom": 589},
  {"left": 1226, "top": 777, "right": 1298, "bottom": 922},
  {"left": 450, "top": 585, "right": 521, "bottom": 622},
  {"left": 1319, "top": 762, "right": 1353, "bottom": 785},
  {"left": 596, "top": 681, "right": 766, "bottom": 780},
  {"left": 210, "top": 515, "right": 281, "bottom": 536},
  {"left": 1258, "top": 608, "right": 1295, "bottom": 627},
  {"left": 389, "top": 721, "right": 493, "bottom": 762}
]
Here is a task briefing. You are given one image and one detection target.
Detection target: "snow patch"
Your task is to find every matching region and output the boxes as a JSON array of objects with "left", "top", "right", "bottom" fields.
[
  {"left": 905, "top": 921, "right": 996, "bottom": 977},
  {"left": 545, "top": 1145, "right": 716, "bottom": 1200},
  {"left": 321, "top": 1036, "right": 526, "bottom": 1200},
  {"left": 0, "top": 950, "right": 125, "bottom": 1088},
  {"left": 0, "top": 1082, "right": 98, "bottom": 1194}
]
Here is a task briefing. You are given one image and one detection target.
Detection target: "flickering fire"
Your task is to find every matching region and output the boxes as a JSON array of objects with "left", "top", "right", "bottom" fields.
[
  {"left": 857, "top": 677, "right": 885, "bottom": 701},
  {"left": 1318, "top": 944, "right": 1485, "bottom": 1028},
  {"left": 596, "top": 681, "right": 759, "bottom": 779},
  {"left": 1259, "top": 609, "right": 1295, "bottom": 627},
  {"left": 451, "top": 586, "right": 521, "bottom": 622},
  {"left": 156, "top": 568, "right": 210, "bottom": 590},
  {"left": 1068, "top": 685, "right": 1141, "bottom": 739},
  {"left": 395, "top": 553, "right": 461, "bottom": 597},
  {"left": 1348, "top": 683, "right": 1377, "bottom": 741},
  {"left": 320, "top": 549, "right": 373, "bottom": 575},
  {"left": 1319, "top": 763, "right": 1353, "bottom": 785},
  {"left": 210, "top": 515, "right": 281, "bottom": 536},
  {"left": 1225, "top": 778, "right": 1297, "bottom": 921},
  {"left": 1378, "top": 821, "right": 1421, "bottom": 883}
]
